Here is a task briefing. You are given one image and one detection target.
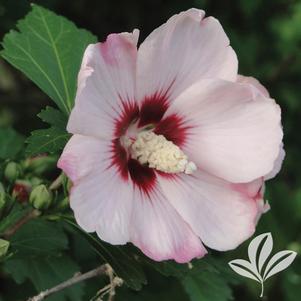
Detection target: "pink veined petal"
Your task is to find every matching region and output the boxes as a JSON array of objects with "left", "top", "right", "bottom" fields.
[
  {"left": 231, "top": 178, "right": 264, "bottom": 198},
  {"left": 253, "top": 183, "right": 270, "bottom": 224},
  {"left": 157, "top": 171, "right": 261, "bottom": 251},
  {"left": 67, "top": 30, "right": 139, "bottom": 140},
  {"left": 130, "top": 187, "right": 207, "bottom": 263},
  {"left": 58, "top": 135, "right": 206, "bottom": 260},
  {"left": 237, "top": 75, "right": 285, "bottom": 180},
  {"left": 58, "top": 135, "right": 133, "bottom": 244},
  {"left": 237, "top": 74, "right": 269, "bottom": 97},
  {"left": 136, "top": 8, "right": 238, "bottom": 103},
  {"left": 231, "top": 177, "right": 270, "bottom": 223},
  {"left": 165, "top": 78, "right": 283, "bottom": 183},
  {"left": 265, "top": 144, "right": 285, "bottom": 180}
]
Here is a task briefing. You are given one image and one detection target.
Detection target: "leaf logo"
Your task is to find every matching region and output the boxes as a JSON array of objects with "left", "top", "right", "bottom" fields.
[{"left": 228, "top": 232, "right": 297, "bottom": 298}]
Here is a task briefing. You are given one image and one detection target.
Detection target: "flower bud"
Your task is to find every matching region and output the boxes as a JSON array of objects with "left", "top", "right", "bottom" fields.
[
  {"left": 29, "top": 184, "right": 52, "bottom": 210},
  {"left": 24, "top": 155, "right": 56, "bottom": 175},
  {"left": 30, "top": 177, "right": 43, "bottom": 187},
  {"left": 12, "top": 180, "right": 32, "bottom": 203},
  {"left": 4, "top": 162, "right": 22, "bottom": 182},
  {"left": 0, "top": 239, "right": 10, "bottom": 258}
]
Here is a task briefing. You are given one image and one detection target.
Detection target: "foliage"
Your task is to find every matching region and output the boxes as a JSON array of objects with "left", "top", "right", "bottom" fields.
[
  {"left": 1, "top": 4, "right": 96, "bottom": 115},
  {"left": 0, "top": 128, "right": 24, "bottom": 160},
  {"left": 0, "top": 1, "right": 300, "bottom": 301},
  {"left": 26, "top": 107, "right": 70, "bottom": 157},
  {"left": 4, "top": 219, "right": 84, "bottom": 301}
]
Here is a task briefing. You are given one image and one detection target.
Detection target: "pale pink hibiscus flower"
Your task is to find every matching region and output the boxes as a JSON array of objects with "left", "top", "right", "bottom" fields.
[{"left": 58, "top": 9, "right": 284, "bottom": 263}]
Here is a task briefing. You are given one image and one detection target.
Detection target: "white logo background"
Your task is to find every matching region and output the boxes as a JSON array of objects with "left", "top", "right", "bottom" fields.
[{"left": 228, "top": 232, "right": 297, "bottom": 298}]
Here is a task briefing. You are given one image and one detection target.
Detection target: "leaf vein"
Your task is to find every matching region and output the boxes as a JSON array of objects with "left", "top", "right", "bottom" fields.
[{"left": 37, "top": 6, "right": 72, "bottom": 112}]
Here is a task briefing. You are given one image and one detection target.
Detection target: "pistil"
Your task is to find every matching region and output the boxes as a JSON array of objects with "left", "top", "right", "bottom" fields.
[{"left": 129, "top": 131, "right": 197, "bottom": 174}]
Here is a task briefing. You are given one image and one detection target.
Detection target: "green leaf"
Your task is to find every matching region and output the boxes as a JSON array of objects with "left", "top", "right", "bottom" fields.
[
  {"left": 3, "top": 219, "right": 83, "bottom": 301},
  {"left": 181, "top": 258, "right": 234, "bottom": 301},
  {"left": 142, "top": 257, "right": 191, "bottom": 278},
  {"left": 182, "top": 270, "right": 233, "bottom": 301},
  {"left": 116, "top": 274, "right": 188, "bottom": 301},
  {"left": 4, "top": 255, "right": 84, "bottom": 301},
  {"left": 1, "top": 4, "right": 97, "bottom": 115},
  {"left": 0, "top": 127, "right": 24, "bottom": 160},
  {"left": 26, "top": 127, "right": 70, "bottom": 155},
  {"left": 26, "top": 106, "right": 70, "bottom": 155},
  {"left": 9, "top": 219, "right": 68, "bottom": 256},
  {"left": 38, "top": 106, "right": 68, "bottom": 129},
  {"left": 0, "top": 204, "right": 32, "bottom": 234},
  {"left": 64, "top": 219, "right": 147, "bottom": 291},
  {"left": 91, "top": 240, "right": 147, "bottom": 291}
]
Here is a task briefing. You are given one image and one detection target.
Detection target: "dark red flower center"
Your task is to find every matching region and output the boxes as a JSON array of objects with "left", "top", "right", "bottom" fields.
[{"left": 110, "top": 93, "right": 190, "bottom": 194}]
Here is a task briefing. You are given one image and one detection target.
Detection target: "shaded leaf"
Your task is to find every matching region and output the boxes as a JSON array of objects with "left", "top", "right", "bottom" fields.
[
  {"left": 64, "top": 219, "right": 147, "bottom": 291},
  {"left": 1, "top": 4, "right": 97, "bottom": 114},
  {"left": 38, "top": 106, "right": 68, "bottom": 129},
  {"left": 0, "top": 204, "right": 31, "bottom": 234},
  {"left": 4, "top": 255, "right": 84, "bottom": 301},
  {"left": 3, "top": 219, "right": 78, "bottom": 300},
  {"left": 9, "top": 219, "right": 68, "bottom": 256},
  {"left": 0, "top": 127, "right": 24, "bottom": 160},
  {"left": 182, "top": 262, "right": 233, "bottom": 301},
  {"left": 142, "top": 256, "right": 191, "bottom": 278},
  {"left": 26, "top": 127, "right": 70, "bottom": 155}
]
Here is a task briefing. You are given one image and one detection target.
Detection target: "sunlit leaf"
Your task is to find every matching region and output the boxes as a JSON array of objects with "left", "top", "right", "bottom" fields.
[{"left": 1, "top": 4, "right": 96, "bottom": 114}]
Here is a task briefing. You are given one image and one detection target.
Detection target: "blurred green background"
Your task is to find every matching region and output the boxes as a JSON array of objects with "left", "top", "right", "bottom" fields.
[{"left": 0, "top": 0, "right": 300, "bottom": 300}]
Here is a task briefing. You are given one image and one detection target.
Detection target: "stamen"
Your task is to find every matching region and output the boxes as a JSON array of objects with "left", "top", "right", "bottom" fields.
[{"left": 130, "top": 131, "right": 197, "bottom": 174}]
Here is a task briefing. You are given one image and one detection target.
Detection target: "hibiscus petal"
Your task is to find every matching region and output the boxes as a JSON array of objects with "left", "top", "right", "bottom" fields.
[
  {"left": 237, "top": 75, "right": 285, "bottom": 180},
  {"left": 265, "top": 143, "right": 285, "bottom": 180},
  {"left": 136, "top": 8, "right": 237, "bottom": 103},
  {"left": 237, "top": 74, "right": 269, "bottom": 97},
  {"left": 158, "top": 171, "right": 260, "bottom": 251},
  {"left": 130, "top": 187, "right": 207, "bottom": 263},
  {"left": 58, "top": 136, "right": 206, "bottom": 260},
  {"left": 67, "top": 30, "right": 139, "bottom": 139},
  {"left": 58, "top": 135, "right": 133, "bottom": 244},
  {"left": 164, "top": 78, "right": 283, "bottom": 183},
  {"left": 231, "top": 177, "right": 270, "bottom": 223}
]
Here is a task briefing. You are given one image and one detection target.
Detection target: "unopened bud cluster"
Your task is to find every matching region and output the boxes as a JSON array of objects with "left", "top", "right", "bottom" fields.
[
  {"left": 29, "top": 184, "right": 53, "bottom": 210},
  {"left": 1, "top": 155, "right": 68, "bottom": 212},
  {"left": 4, "top": 162, "right": 22, "bottom": 182}
]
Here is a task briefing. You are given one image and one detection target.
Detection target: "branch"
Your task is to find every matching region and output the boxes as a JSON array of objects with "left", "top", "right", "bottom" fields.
[
  {"left": 3, "top": 209, "right": 40, "bottom": 238},
  {"left": 49, "top": 173, "right": 64, "bottom": 190},
  {"left": 89, "top": 264, "right": 123, "bottom": 301},
  {"left": 27, "top": 264, "right": 109, "bottom": 301}
]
